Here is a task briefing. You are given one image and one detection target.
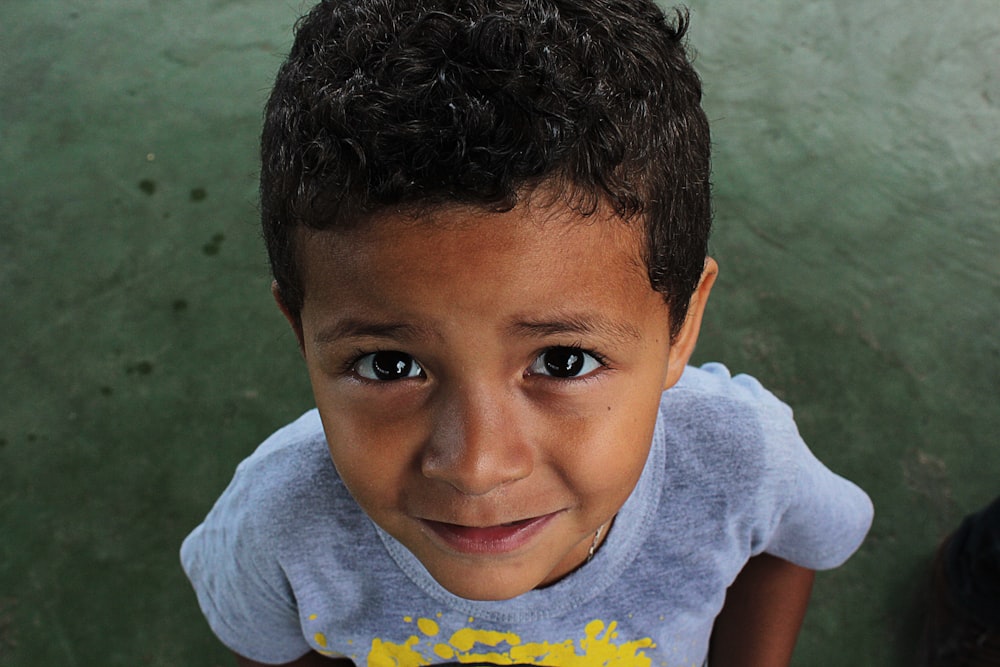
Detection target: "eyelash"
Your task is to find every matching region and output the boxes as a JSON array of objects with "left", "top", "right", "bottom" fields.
[
  {"left": 527, "top": 344, "right": 609, "bottom": 380},
  {"left": 342, "top": 345, "right": 611, "bottom": 383},
  {"left": 564, "top": 343, "right": 608, "bottom": 367},
  {"left": 344, "top": 348, "right": 424, "bottom": 382}
]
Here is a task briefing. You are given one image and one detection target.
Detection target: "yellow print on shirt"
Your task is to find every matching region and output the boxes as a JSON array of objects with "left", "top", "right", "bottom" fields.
[{"left": 366, "top": 616, "right": 655, "bottom": 666}]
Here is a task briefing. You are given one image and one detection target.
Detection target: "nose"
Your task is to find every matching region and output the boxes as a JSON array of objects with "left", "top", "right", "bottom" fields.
[{"left": 420, "top": 384, "right": 534, "bottom": 496}]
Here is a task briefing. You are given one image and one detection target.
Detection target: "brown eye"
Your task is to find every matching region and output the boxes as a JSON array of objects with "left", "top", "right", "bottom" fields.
[
  {"left": 354, "top": 351, "right": 424, "bottom": 381},
  {"left": 530, "top": 347, "right": 602, "bottom": 378}
]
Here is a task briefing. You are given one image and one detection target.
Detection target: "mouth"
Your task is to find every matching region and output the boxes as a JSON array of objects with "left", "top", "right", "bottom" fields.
[{"left": 420, "top": 512, "right": 559, "bottom": 555}]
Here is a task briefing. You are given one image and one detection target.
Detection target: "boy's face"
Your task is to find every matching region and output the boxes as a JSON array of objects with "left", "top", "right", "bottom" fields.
[{"left": 280, "top": 199, "right": 715, "bottom": 601}]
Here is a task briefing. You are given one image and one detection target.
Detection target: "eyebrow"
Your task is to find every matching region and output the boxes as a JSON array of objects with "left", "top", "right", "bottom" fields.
[
  {"left": 506, "top": 314, "right": 642, "bottom": 344},
  {"left": 313, "top": 313, "right": 643, "bottom": 347},
  {"left": 312, "top": 319, "right": 436, "bottom": 346}
]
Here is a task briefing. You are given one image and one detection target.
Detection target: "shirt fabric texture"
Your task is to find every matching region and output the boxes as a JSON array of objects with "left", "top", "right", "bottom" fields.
[{"left": 181, "top": 363, "right": 874, "bottom": 666}]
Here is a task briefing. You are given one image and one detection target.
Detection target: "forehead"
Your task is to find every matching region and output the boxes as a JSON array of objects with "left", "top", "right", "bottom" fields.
[
  {"left": 297, "top": 199, "right": 649, "bottom": 288},
  {"left": 292, "top": 208, "right": 669, "bottom": 354},
  {"left": 292, "top": 199, "right": 669, "bottom": 344},
  {"left": 290, "top": 202, "right": 670, "bottom": 352}
]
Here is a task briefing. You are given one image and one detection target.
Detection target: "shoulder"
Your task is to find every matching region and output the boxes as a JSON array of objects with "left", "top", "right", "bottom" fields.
[
  {"left": 183, "top": 409, "right": 358, "bottom": 560},
  {"left": 665, "top": 362, "right": 793, "bottom": 421},
  {"left": 229, "top": 410, "right": 340, "bottom": 520},
  {"left": 653, "top": 364, "right": 815, "bottom": 538},
  {"left": 654, "top": 364, "right": 874, "bottom": 569},
  {"left": 658, "top": 363, "right": 801, "bottom": 475},
  {"left": 234, "top": 409, "right": 332, "bottom": 489}
]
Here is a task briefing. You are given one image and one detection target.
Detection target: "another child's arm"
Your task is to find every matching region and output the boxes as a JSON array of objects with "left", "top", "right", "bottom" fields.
[
  {"left": 709, "top": 553, "right": 816, "bottom": 667},
  {"left": 234, "top": 651, "right": 353, "bottom": 666}
]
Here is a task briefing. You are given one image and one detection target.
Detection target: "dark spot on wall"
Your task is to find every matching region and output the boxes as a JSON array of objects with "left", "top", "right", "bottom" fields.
[
  {"left": 172, "top": 298, "right": 189, "bottom": 312},
  {"left": 0, "top": 437, "right": 6, "bottom": 447},
  {"left": 190, "top": 187, "right": 207, "bottom": 202},
  {"left": 202, "top": 233, "right": 225, "bottom": 256},
  {"left": 138, "top": 179, "right": 156, "bottom": 195},
  {"left": 99, "top": 386, "right": 113, "bottom": 396},
  {"left": 126, "top": 361, "right": 154, "bottom": 376},
  {"left": 26, "top": 433, "right": 37, "bottom": 443}
]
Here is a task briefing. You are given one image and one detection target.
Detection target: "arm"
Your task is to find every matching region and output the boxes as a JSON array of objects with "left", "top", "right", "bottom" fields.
[
  {"left": 709, "top": 553, "right": 816, "bottom": 667},
  {"left": 234, "top": 651, "right": 355, "bottom": 667}
]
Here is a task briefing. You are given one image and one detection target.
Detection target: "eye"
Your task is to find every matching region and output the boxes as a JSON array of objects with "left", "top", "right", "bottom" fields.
[
  {"left": 529, "top": 346, "right": 604, "bottom": 379},
  {"left": 353, "top": 351, "right": 424, "bottom": 381}
]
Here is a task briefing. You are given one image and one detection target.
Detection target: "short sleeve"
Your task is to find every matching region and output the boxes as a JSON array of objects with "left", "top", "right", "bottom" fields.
[
  {"left": 180, "top": 418, "right": 326, "bottom": 664},
  {"left": 764, "top": 438, "right": 874, "bottom": 569},
  {"left": 726, "top": 369, "right": 874, "bottom": 569},
  {"left": 181, "top": 490, "right": 312, "bottom": 663},
  {"left": 684, "top": 364, "right": 874, "bottom": 571}
]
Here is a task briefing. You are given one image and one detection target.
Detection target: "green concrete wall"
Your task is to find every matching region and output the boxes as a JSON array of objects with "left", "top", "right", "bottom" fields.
[{"left": 1, "top": 1, "right": 997, "bottom": 664}]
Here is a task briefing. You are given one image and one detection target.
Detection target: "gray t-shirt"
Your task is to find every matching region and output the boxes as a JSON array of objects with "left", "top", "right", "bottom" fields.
[{"left": 181, "top": 363, "right": 873, "bottom": 666}]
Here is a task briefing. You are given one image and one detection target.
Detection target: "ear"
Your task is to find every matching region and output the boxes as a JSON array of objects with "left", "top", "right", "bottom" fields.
[
  {"left": 271, "top": 280, "right": 306, "bottom": 353},
  {"left": 663, "top": 257, "right": 718, "bottom": 390}
]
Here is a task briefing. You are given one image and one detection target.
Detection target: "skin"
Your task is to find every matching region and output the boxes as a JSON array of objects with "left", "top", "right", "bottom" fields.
[
  {"left": 240, "top": 198, "right": 813, "bottom": 666},
  {"left": 709, "top": 554, "right": 816, "bottom": 666},
  {"left": 282, "top": 199, "right": 714, "bottom": 601}
]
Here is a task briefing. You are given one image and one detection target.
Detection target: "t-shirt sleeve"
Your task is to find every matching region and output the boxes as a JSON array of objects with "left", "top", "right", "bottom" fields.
[
  {"left": 688, "top": 364, "right": 874, "bottom": 571},
  {"left": 727, "top": 370, "right": 874, "bottom": 570},
  {"left": 762, "top": 434, "right": 874, "bottom": 570},
  {"left": 180, "top": 449, "right": 314, "bottom": 664}
]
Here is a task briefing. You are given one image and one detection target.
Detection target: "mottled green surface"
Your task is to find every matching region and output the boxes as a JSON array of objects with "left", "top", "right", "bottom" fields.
[{"left": 1, "top": 1, "right": 997, "bottom": 665}]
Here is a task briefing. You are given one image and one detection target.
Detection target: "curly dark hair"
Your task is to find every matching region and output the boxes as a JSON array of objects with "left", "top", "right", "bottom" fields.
[{"left": 261, "top": 0, "right": 712, "bottom": 339}]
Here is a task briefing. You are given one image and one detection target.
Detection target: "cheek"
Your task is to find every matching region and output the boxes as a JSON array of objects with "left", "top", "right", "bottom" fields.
[
  {"left": 546, "top": 396, "right": 658, "bottom": 504},
  {"left": 316, "top": 397, "right": 427, "bottom": 507}
]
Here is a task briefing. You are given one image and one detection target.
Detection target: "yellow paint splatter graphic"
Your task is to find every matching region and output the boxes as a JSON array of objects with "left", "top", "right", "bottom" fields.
[
  {"left": 417, "top": 617, "right": 440, "bottom": 637},
  {"left": 366, "top": 617, "right": 654, "bottom": 666}
]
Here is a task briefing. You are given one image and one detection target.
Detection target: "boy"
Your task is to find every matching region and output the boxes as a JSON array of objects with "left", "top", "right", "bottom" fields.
[{"left": 182, "top": 1, "right": 874, "bottom": 665}]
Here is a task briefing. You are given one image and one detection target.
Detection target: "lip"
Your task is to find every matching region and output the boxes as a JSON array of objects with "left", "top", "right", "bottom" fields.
[{"left": 420, "top": 512, "right": 559, "bottom": 555}]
